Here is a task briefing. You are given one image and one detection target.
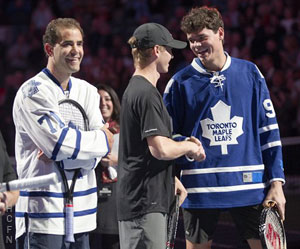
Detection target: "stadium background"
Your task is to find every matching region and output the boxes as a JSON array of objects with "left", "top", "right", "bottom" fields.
[{"left": 0, "top": 0, "right": 299, "bottom": 248}]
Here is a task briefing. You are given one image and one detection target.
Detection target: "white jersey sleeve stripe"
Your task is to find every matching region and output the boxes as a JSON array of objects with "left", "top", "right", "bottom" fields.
[
  {"left": 187, "top": 182, "right": 267, "bottom": 193},
  {"left": 269, "top": 178, "right": 286, "bottom": 185},
  {"left": 182, "top": 164, "right": 264, "bottom": 175},
  {"left": 259, "top": 124, "right": 279, "bottom": 134},
  {"left": 261, "top": 140, "right": 282, "bottom": 151}
]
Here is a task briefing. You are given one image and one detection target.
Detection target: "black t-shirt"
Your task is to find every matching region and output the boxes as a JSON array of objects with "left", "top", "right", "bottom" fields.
[{"left": 117, "top": 75, "right": 175, "bottom": 221}]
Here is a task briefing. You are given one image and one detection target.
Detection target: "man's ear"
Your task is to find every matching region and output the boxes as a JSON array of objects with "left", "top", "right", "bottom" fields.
[
  {"left": 44, "top": 43, "right": 53, "bottom": 57},
  {"left": 153, "top": 45, "right": 160, "bottom": 57},
  {"left": 218, "top": 27, "right": 224, "bottom": 42}
]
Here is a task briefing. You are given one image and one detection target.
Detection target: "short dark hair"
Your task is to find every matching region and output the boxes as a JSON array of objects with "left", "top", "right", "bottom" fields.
[
  {"left": 96, "top": 83, "right": 121, "bottom": 125},
  {"left": 42, "top": 18, "right": 84, "bottom": 55},
  {"left": 181, "top": 6, "right": 224, "bottom": 34}
]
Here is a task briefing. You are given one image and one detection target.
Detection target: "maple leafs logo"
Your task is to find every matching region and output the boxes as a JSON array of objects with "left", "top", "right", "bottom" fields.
[
  {"left": 22, "top": 80, "right": 41, "bottom": 98},
  {"left": 200, "top": 100, "right": 243, "bottom": 155}
]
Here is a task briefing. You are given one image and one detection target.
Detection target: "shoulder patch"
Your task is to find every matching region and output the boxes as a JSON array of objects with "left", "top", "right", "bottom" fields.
[{"left": 22, "top": 80, "right": 41, "bottom": 98}]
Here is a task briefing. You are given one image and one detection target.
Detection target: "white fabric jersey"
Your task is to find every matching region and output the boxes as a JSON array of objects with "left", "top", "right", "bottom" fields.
[{"left": 13, "top": 68, "right": 109, "bottom": 238}]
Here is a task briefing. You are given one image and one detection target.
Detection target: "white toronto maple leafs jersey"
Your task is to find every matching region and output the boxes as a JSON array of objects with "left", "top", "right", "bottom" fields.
[
  {"left": 13, "top": 68, "right": 109, "bottom": 238},
  {"left": 163, "top": 54, "right": 285, "bottom": 209}
]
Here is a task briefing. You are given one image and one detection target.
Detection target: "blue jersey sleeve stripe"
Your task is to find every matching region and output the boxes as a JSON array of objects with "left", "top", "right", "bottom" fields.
[
  {"left": 20, "top": 187, "right": 97, "bottom": 198},
  {"left": 102, "top": 130, "right": 110, "bottom": 157},
  {"left": 16, "top": 207, "right": 97, "bottom": 218},
  {"left": 70, "top": 129, "right": 81, "bottom": 160},
  {"left": 74, "top": 207, "right": 97, "bottom": 217},
  {"left": 261, "top": 141, "right": 282, "bottom": 151},
  {"left": 51, "top": 127, "right": 69, "bottom": 160}
]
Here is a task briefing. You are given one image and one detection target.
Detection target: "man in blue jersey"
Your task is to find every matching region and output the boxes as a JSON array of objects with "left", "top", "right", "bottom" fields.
[{"left": 163, "top": 6, "right": 286, "bottom": 249}]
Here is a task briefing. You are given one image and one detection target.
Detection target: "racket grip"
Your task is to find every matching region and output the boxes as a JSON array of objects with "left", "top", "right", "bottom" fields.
[
  {"left": 65, "top": 204, "right": 75, "bottom": 243},
  {"left": 166, "top": 242, "right": 175, "bottom": 249}
]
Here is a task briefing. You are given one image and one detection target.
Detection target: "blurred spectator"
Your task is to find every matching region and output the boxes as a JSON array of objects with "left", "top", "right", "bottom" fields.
[
  {"left": 31, "top": 0, "right": 55, "bottom": 31},
  {"left": 280, "top": 34, "right": 300, "bottom": 70},
  {"left": 280, "top": 6, "right": 296, "bottom": 34},
  {"left": 90, "top": 83, "right": 121, "bottom": 249},
  {"left": 5, "top": 0, "right": 31, "bottom": 25},
  {"left": 1, "top": 0, "right": 300, "bottom": 157},
  {"left": 6, "top": 34, "right": 30, "bottom": 70}
]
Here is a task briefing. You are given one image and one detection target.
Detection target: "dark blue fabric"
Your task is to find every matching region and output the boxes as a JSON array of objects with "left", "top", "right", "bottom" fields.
[{"left": 16, "top": 232, "right": 90, "bottom": 249}]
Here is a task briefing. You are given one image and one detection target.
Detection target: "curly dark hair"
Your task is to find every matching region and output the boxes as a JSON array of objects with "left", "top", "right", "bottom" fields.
[{"left": 181, "top": 6, "right": 224, "bottom": 34}]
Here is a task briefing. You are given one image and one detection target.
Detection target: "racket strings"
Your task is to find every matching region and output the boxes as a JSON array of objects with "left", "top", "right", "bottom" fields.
[
  {"left": 59, "top": 103, "right": 85, "bottom": 130},
  {"left": 56, "top": 99, "right": 89, "bottom": 243},
  {"left": 264, "top": 211, "right": 285, "bottom": 249}
]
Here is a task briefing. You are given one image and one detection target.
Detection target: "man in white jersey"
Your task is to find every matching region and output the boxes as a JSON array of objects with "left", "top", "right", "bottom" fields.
[{"left": 13, "top": 18, "right": 113, "bottom": 249}]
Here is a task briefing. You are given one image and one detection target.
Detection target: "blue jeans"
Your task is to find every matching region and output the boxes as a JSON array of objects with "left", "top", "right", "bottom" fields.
[{"left": 16, "top": 232, "right": 90, "bottom": 249}]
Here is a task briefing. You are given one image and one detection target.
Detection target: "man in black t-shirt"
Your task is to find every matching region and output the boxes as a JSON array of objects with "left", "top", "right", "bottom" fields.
[{"left": 117, "top": 23, "right": 206, "bottom": 249}]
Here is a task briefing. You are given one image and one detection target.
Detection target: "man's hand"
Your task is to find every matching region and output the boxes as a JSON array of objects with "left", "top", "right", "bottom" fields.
[
  {"left": 101, "top": 123, "right": 114, "bottom": 152},
  {"left": 175, "top": 177, "right": 187, "bottom": 206},
  {"left": 101, "top": 153, "right": 118, "bottom": 167},
  {"left": 0, "top": 192, "right": 7, "bottom": 215},
  {"left": 186, "top": 136, "right": 206, "bottom": 162},
  {"left": 263, "top": 181, "right": 286, "bottom": 220}
]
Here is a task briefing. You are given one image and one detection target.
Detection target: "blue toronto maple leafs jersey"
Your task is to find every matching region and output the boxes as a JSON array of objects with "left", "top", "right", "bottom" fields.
[{"left": 163, "top": 54, "right": 285, "bottom": 209}]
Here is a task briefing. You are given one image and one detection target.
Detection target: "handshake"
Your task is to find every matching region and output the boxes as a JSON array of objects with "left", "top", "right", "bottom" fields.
[{"left": 185, "top": 136, "right": 206, "bottom": 162}]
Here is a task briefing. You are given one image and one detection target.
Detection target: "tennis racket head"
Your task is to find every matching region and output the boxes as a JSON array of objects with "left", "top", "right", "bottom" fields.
[
  {"left": 58, "top": 99, "right": 89, "bottom": 131},
  {"left": 259, "top": 206, "right": 287, "bottom": 249},
  {"left": 57, "top": 99, "right": 89, "bottom": 242},
  {"left": 166, "top": 194, "right": 180, "bottom": 249}
]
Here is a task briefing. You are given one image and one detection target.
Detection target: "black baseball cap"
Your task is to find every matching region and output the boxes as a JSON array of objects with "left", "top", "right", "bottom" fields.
[{"left": 131, "top": 23, "right": 187, "bottom": 49}]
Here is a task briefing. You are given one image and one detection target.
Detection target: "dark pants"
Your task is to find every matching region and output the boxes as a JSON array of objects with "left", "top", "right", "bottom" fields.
[
  {"left": 16, "top": 232, "right": 90, "bottom": 249},
  {"left": 90, "top": 233, "right": 120, "bottom": 249}
]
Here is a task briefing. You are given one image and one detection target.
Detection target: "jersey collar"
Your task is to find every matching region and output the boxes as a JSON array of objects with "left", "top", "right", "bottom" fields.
[
  {"left": 191, "top": 52, "right": 231, "bottom": 75},
  {"left": 42, "top": 68, "right": 72, "bottom": 94}
]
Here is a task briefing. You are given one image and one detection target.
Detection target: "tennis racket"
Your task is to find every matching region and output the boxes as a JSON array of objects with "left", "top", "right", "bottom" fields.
[
  {"left": 56, "top": 98, "right": 89, "bottom": 243},
  {"left": 259, "top": 202, "right": 287, "bottom": 249},
  {"left": 166, "top": 194, "right": 180, "bottom": 249},
  {"left": 0, "top": 173, "right": 58, "bottom": 192}
]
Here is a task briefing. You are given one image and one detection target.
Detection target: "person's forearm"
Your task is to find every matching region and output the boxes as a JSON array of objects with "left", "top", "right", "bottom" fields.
[{"left": 148, "top": 136, "right": 195, "bottom": 160}]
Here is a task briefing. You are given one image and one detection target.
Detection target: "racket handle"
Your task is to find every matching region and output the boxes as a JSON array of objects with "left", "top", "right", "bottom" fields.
[
  {"left": 65, "top": 204, "right": 75, "bottom": 243},
  {"left": 0, "top": 173, "right": 58, "bottom": 192},
  {"left": 166, "top": 241, "right": 175, "bottom": 249}
]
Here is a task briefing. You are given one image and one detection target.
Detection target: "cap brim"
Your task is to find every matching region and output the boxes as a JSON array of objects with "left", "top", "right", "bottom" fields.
[{"left": 166, "top": 39, "right": 187, "bottom": 49}]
